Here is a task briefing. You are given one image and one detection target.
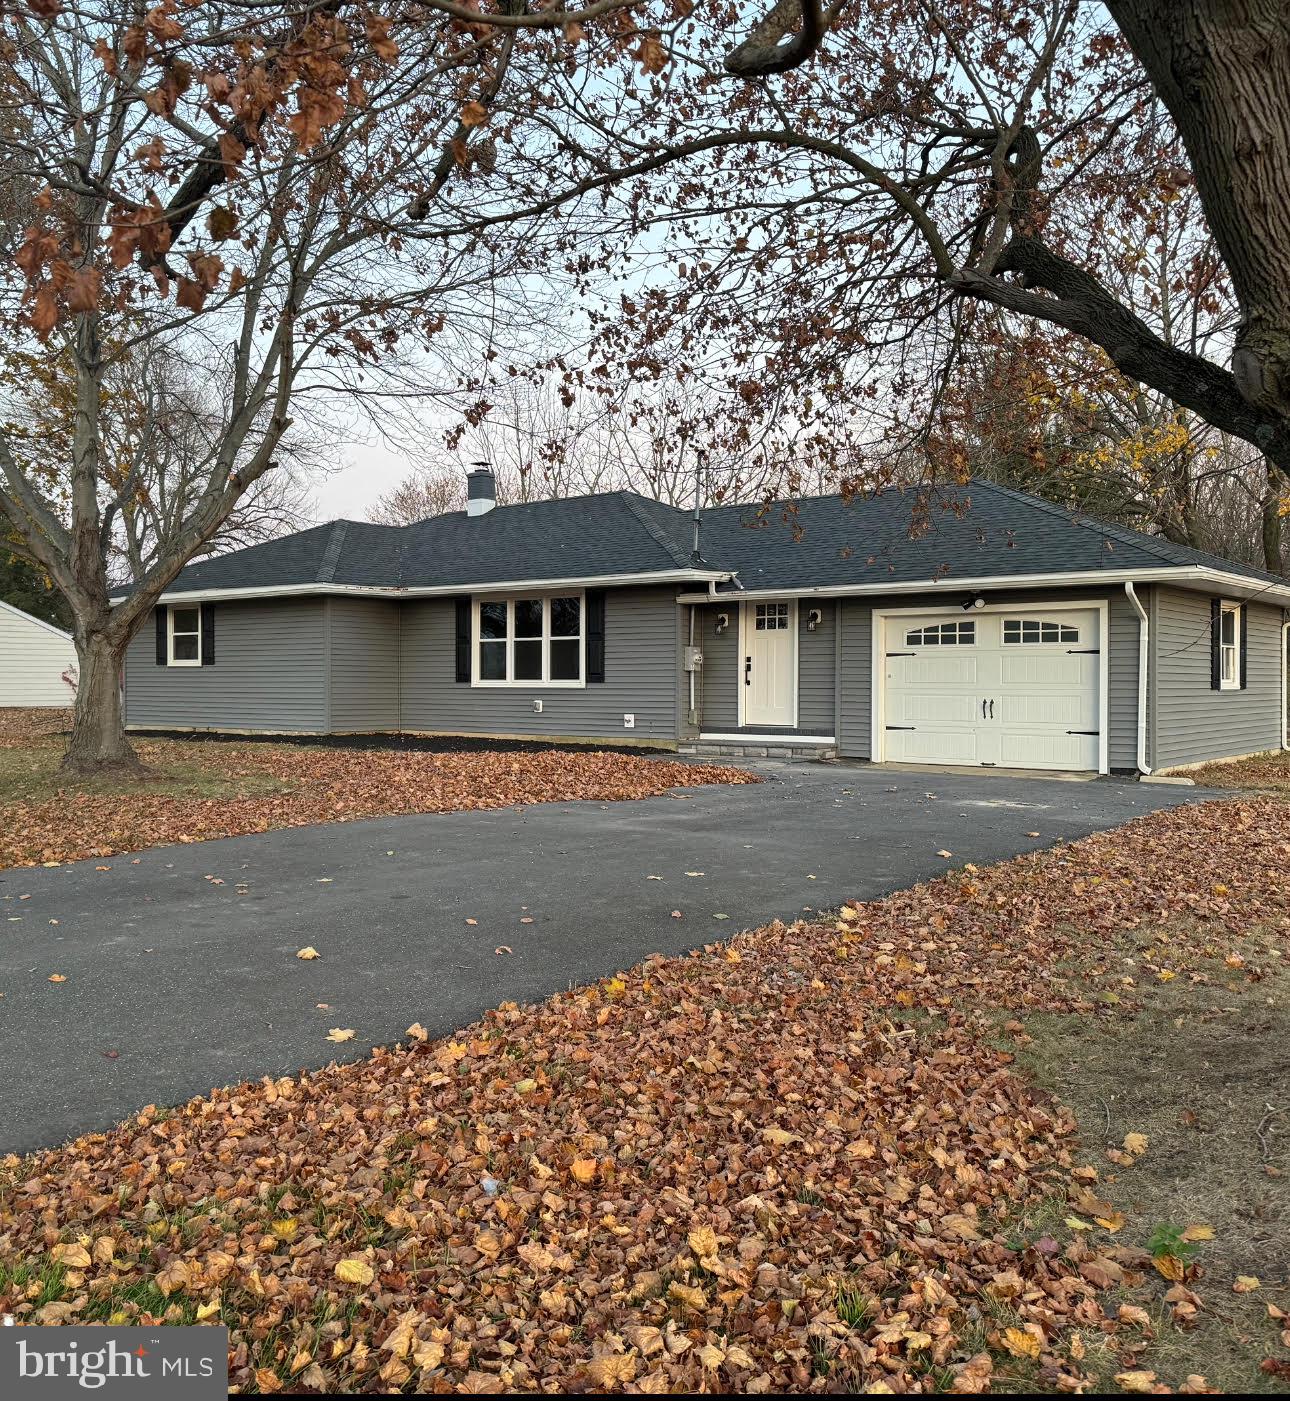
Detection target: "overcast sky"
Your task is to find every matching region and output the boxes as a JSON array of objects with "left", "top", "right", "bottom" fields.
[{"left": 312, "top": 438, "right": 415, "bottom": 522}]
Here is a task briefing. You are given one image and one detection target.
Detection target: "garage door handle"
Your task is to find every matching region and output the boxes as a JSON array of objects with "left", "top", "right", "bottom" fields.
[
  {"left": 989, "top": 699, "right": 994, "bottom": 718},
  {"left": 981, "top": 698, "right": 987, "bottom": 719},
  {"left": 1067, "top": 729, "right": 1098, "bottom": 735}
]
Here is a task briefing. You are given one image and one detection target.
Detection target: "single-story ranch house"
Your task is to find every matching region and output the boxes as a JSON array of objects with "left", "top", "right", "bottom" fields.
[{"left": 116, "top": 471, "right": 1290, "bottom": 775}]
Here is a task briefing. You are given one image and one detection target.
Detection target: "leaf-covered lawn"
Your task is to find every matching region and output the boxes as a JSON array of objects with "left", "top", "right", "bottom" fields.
[
  {"left": 0, "top": 737, "right": 756, "bottom": 869},
  {"left": 1189, "top": 749, "right": 1290, "bottom": 796},
  {"left": 0, "top": 707, "right": 73, "bottom": 740},
  {"left": 2, "top": 799, "right": 1286, "bottom": 1393}
]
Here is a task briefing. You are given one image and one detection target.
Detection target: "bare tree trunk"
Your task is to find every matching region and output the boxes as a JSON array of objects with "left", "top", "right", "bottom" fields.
[{"left": 63, "top": 625, "right": 140, "bottom": 775}]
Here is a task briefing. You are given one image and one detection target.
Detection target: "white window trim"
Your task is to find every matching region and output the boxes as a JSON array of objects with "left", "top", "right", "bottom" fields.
[
  {"left": 471, "top": 591, "right": 586, "bottom": 689},
  {"left": 167, "top": 605, "right": 202, "bottom": 667},
  {"left": 1219, "top": 600, "right": 1242, "bottom": 691}
]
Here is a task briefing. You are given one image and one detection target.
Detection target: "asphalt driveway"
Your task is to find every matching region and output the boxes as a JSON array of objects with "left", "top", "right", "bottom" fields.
[{"left": 0, "top": 763, "right": 1206, "bottom": 1153}]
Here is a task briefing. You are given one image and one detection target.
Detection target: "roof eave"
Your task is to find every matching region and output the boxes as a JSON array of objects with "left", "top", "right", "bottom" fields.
[
  {"left": 111, "top": 568, "right": 733, "bottom": 605},
  {"left": 675, "top": 566, "right": 1290, "bottom": 606}
]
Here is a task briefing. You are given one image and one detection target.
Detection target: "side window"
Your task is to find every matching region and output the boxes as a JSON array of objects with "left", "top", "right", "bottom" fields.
[
  {"left": 168, "top": 606, "right": 202, "bottom": 666},
  {"left": 1219, "top": 603, "right": 1240, "bottom": 689}
]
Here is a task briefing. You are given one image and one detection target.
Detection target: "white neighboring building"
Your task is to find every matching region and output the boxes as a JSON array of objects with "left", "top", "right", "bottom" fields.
[{"left": 0, "top": 600, "right": 77, "bottom": 707}]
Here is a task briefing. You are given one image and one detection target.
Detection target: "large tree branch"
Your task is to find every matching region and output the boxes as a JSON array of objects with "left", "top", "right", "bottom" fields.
[
  {"left": 1105, "top": 0, "right": 1290, "bottom": 420},
  {"left": 949, "top": 235, "right": 1290, "bottom": 471},
  {"left": 724, "top": 0, "right": 832, "bottom": 77}
]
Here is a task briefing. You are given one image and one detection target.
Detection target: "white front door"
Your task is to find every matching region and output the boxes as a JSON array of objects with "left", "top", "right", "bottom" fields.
[
  {"left": 881, "top": 608, "right": 1102, "bottom": 771},
  {"left": 743, "top": 600, "right": 797, "bottom": 728}
]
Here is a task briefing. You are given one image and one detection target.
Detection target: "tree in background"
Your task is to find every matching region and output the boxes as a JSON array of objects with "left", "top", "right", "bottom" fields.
[
  {"left": 465, "top": 0, "right": 1289, "bottom": 569},
  {"left": 2, "top": 336, "right": 315, "bottom": 584},
  {"left": 0, "top": 0, "right": 662, "bottom": 772},
  {"left": 0, "top": 550, "right": 72, "bottom": 629}
]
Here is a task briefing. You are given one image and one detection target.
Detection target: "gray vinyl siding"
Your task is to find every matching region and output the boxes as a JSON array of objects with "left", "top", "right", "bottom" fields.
[
  {"left": 837, "top": 599, "right": 872, "bottom": 758},
  {"left": 836, "top": 586, "right": 1141, "bottom": 768},
  {"left": 694, "top": 600, "right": 837, "bottom": 735},
  {"left": 1105, "top": 589, "right": 1141, "bottom": 771},
  {"left": 400, "top": 586, "right": 680, "bottom": 742},
  {"left": 1149, "top": 587, "right": 1286, "bottom": 769},
  {"left": 327, "top": 598, "right": 400, "bottom": 731},
  {"left": 124, "top": 598, "right": 328, "bottom": 732}
]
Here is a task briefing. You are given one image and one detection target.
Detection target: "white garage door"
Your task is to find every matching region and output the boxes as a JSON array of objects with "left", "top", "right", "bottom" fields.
[{"left": 881, "top": 608, "right": 1102, "bottom": 771}]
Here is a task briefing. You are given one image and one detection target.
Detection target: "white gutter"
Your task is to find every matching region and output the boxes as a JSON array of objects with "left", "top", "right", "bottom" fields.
[
  {"left": 676, "top": 565, "right": 1290, "bottom": 606},
  {"left": 1124, "top": 582, "right": 1151, "bottom": 775},
  {"left": 111, "top": 569, "right": 733, "bottom": 606},
  {"left": 1282, "top": 618, "right": 1290, "bottom": 752}
]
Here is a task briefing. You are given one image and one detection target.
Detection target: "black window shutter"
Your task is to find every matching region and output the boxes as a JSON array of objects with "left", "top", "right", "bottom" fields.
[
  {"left": 454, "top": 597, "right": 471, "bottom": 683},
  {"left": 1209, "top": 598, "right": 1221, "bottom": 690},
  {"left": 155, "top": 606, "right": 168, "bottom": 665},
  {"left": 1239, "top": 603, "right": 1248, "bottom": 689},
  {"left": 200, "top": 603, "right": 215, "bottom": 666},
  {"left": 586, "top": 589, "right": 606, "bottom": 684}
]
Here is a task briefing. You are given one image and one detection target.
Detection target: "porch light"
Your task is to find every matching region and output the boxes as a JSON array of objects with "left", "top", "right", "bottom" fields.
[{"left": 715, "top": 613, "right": 730, "bottom": 633}]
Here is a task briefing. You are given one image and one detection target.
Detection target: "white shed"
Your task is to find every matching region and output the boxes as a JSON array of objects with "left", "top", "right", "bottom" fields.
[{"left": 0, "top": 600, "right": 78, "bottom": 707}]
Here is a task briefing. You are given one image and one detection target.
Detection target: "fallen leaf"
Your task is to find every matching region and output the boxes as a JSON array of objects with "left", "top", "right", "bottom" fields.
[
  {"left": 687, "top": 1223, "right": 718, "bottom": 1261},
  {"left": 1114, "top": 1371, "right": 1158, "bottom": 1394},
  {"left": 1001, "top": 1327, "right": 1040, "bottom": 1360},
  {"left": 334, "top": 1257, "right": 374, "bottom": 1286},
  {"left": 326, "top": 1028, "right": 356, "bottom": 1043},
  {"left": 51, "top": 1243, "right": 91, "bottom": 1268},
  {"left": 296, "top": 946, "right": 320, "bottom": 960}
]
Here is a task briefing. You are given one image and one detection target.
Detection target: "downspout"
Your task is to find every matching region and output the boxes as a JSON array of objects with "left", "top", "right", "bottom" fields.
[
  {"left": 1124, "top": 583, "right": 1151, "bottom": 775},
  {"left": 688, "top": 603, "right": 697, "bottom": 729},
  {"left": 1282, "top": 618, "right": 1289, "bottom": 751}
]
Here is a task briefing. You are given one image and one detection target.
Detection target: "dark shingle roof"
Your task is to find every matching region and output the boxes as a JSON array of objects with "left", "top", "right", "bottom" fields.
[
  {"left": 696, "top": 479, "right": 1285, "bottom": 591},
  {"left": 148, "top": 480, "right": 1288, "bottom": 597}
]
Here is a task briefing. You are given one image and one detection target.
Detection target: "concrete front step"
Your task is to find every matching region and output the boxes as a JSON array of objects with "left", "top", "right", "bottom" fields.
[{"left": 679, "top": 740, "right": 838, "bottom": 762}]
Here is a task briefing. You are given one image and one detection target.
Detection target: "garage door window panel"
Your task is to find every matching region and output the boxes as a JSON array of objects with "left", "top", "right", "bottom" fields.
[
  {"left": 1003, "top": 618, "right": 1079, "bottom": 644},
  {"left": 905, "top": 621, "right": 975, "bottom": 646}
]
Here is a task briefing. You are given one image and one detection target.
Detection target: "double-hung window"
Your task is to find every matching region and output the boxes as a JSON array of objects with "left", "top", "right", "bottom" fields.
[
  {"left": 1218, "top": 601, "right": 1241, "bottom": 690},
  {"left": 168, "top": 606, "right": 202, "bottom": 666},
  {"left": 473, "top": 594, "right": 583, "bottom": 686}
]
